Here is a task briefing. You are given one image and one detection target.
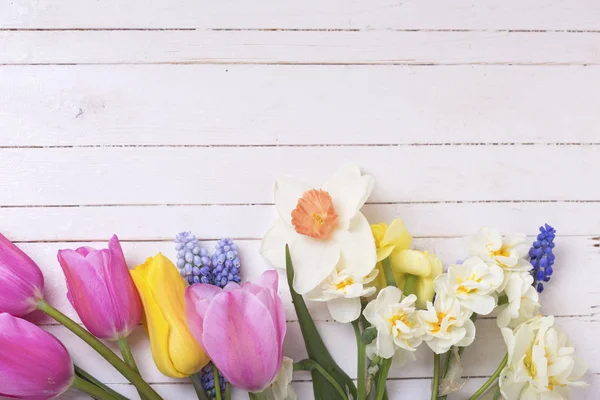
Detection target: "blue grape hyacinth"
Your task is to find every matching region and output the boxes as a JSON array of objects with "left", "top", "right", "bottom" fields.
[
  {"left": 529, "top": 224, "right": 556, "bottom": 293},
  {"left": 174, "top": 232, "right": 213, "bottom": 285},
  {"left": 200, "top": 364, "right": 226, "bottom": 398},
  {"left": 211, "top": 238, "right": 242, "bottom": 288}
]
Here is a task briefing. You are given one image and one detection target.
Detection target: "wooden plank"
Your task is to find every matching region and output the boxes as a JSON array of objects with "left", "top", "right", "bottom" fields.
[
  {"left": 2, "top": 0, "right": 600, "bottom": 30},
  {"left": 3, "top": 203, "right": 600, "bottom": 242},
  {"left": 1, "top": 146, "right": 599, "bottom": 205},
  {"left": 3, "top": 30, "right": 600, "bottom": 65},
  {"left": 21, "top": 237, "right": 599, "bottom": 324},
  {"left": 44, "top": 317, "right": 599, "bottom": 384},
  {"left": 3, "top": 65, "right": 600, "bottom": 146}
]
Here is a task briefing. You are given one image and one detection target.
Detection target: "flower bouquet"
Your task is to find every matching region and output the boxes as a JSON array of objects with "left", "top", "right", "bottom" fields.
[{"left": 0, "top": 163, "right": 589, "bottom": 400}]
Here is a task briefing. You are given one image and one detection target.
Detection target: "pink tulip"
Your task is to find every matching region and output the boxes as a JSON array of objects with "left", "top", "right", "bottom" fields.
[
  {"left": 0, "top": 313, "right": 74, "bottom": 399},
  {"left": 0, "top": 233, "right": 45, "bottom": 317},
  {"left": 185, "top": 270, "right": 286, "bottom": 392},
  {"left": 57, "top": 235, "right": 142, "bottom": 340}
]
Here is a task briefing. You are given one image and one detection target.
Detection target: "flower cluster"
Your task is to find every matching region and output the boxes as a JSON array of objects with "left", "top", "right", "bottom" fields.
[{"left": 529, "top": 224, "right": 556, "bottom": 293}]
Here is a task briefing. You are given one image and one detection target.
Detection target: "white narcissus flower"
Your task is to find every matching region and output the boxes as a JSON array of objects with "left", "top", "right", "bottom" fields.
[
  {"left": 307, "top": 268, "right": 378, "bottom": 323},
  {"left": 496, "top": 272, "right": 541, "bottom": 329},
  {"left": 363, "top": 287, "right": 423, "bottom": 359},
  {"left": 434, "top": 257, "right": 504, "bottom": 315},
  {"left": 260, "top": 163, "right": 376, "bottom": 295},
  {"left": 418, "top": 294, "right": 475, "bottom": 354},
  {"left": 469, "top": 228, "right": 532, "bottom": 289},
  {"left": 500, "top": 316, "right": 588, "bottom": 399},
  {"left": 262, "top": 357, "right": 296, "bottom": 400}
]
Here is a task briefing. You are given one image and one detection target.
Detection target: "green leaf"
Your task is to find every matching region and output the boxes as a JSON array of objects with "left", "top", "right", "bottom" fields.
[{"left": 285, "top": 245, "right": 357, "bottom": 400}]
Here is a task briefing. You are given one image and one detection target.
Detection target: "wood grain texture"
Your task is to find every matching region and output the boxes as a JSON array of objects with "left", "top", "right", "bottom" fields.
[
  {"left": 3, "top": 30, "right": 600, "bottom": 65},
  {"left": 2, "top": 65, "right": 600, "bottom": 146},
  {"left": 2, "top": 0, "right": 600, "bottom": 30},
  {"left": 1, "top": 146, "right": 598, "bottom": 206}
]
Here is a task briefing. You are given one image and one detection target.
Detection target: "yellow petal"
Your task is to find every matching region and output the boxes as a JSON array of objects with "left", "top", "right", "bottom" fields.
[
  {"left": 389, "top": 249, "right": 431, "bottom": 277},
  {"left": 381, "top": 219, "right": 412, "bottom": 250},
  {"left": 371, "top": 223, "right": 388, "bottom": 247},
  {"left": 376, "top": 246, "right": 395, "bottom": 262},
  {"left": 131, "top": 253, "right": 209, "bottom": 378},
  {"left": 415, "top": 278, "right": 435, "bottom": 309}
]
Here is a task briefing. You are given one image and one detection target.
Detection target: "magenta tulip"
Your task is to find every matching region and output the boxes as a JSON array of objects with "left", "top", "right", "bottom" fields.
[
  {"left": 0, "top": 233, "right": 44, "bottom": 316},
  {"left": 185, "top": 270, "right": 286, "bottom": 392},
  {"left": 0, "top": 313, "right": 74, "bottom": 399},
  {"left": 57, "top": 235, "right": 142, "bottom": 340}
]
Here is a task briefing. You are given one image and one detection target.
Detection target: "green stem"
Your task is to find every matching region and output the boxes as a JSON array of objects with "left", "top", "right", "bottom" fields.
[
  {"left": 294, "top": 360, "right": 349, "bottom": 400},
  {"left": 225, "top": 383, "right": 232, "bottom": 400},
  {"left": 213, "top": 364, "right": 223, "bottom": 400},
  {"left": 37, "top": 300, "right": 163, "bottom": 400},
  {"left": 352, "top": 320, "right": 366, "bottom": 400},
  {"left": 117, "top": 337, "right": 145, "bottom": 400},
  {"left": 374, "top": 359, "right": 392, "bottom": 400},
  {"left": 381, "top": 257, "right": 398, "bottom": 287},
  {"left": 248, "top": 393, "right": 267, "bottom": 400},
  {"left": 403, "top": 274, "right": 417, "bottom": 296},
  {"left": 468, "top": 354, "right": 508, "bottom": 400},
  {"left": 189, "top": 374, "right": 210, "bottom": 400},
  {"left": 431, "top": 353, "right": 441, "bottom": 400},
  {"left": 71, "top": 376, "right": 122, "bottom": 400},
  {"left": 74, "top": 366, "right": 130, "bottom": 400}
]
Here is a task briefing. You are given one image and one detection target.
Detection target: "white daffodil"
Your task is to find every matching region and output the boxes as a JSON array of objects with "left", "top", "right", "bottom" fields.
[
  {"left": 469, "top": 228, "right": 532, "bottom": 289},
  {"left": 497, "top": 272, "right": 541, "bottom": 329},
  {"left": 363, "top": 287, "right": 423, "bottom": 359},
  {"left": 307, "top": 268, "right": 378, "bottom": 323},
  {"left": 434, "top": 257, "right": 504, "bottom": 315},
  {"left": 500, "top": 316, "right": 588, "bottom": 399},
  {"left": 418, "top": 294, "right": 475, "bottom": 354},
  {"left": 260, "top": 163, "right": 376, "bottom": 295},
  {"left": 262, "top": 357, "right": 296, "bottom": 400}
]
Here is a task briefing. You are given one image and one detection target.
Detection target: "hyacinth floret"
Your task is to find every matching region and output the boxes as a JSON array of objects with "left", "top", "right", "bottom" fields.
[
  {"left": 211, "top": 238, "right": 242, "bottom": 288},
  {"left": 174, "top": 232, "right": 213, "bottom": 285}
]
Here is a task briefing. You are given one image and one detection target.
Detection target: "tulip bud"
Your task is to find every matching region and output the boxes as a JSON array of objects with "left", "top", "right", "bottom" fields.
[
  {"left": 0, "top": 233, "right": 44, "bottom": 316},
  {"left": 57, "top": 235, "right": 143, "bottom": 340},
  {"left": 185, "top": 270, "right": 286, "bottom": 392},
  {"left": 131, "top": 253, "right": 209, "bottom": 378},
  {"left": 0, "top": 313, "right": 74, "bottom": 399}
]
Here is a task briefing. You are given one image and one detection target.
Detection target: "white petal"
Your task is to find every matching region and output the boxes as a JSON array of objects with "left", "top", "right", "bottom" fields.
[
  {"left": 467, "top": 295, "right": 496, "bottom": 315},
  {"left": 274, "top": 176, "right": 311, "bottom": 226},
  {"left": 260, "top": 219, "right": 297, "bottom": 269},
  {"left": 334, "top": 212, "right": 377, "bottom": 276},
  {"left": 323, "top": 163, "right": 374, "bottom": 226},
  {"left": 327, "top": 297, "right": 361, "bottom": 323},
  {"left": 456, "top": 319, "right": 476, "bottom": 348},
  {"left": 290, "top": 235, "right": 340, "bottom": 294}
]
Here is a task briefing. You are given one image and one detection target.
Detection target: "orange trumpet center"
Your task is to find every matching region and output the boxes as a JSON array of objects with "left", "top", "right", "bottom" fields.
[{"left": 291, "top": 189, "right": 338, "bottom": 239}]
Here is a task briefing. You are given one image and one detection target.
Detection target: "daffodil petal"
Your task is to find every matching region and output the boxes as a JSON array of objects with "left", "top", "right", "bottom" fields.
[
  {"left": 290, "top": 235, "right": 340, "bottom": 295},
  {"left": 334, "top": 212, "right": 377, "bottom": 277},
  {"left": 376, "top": 246, "right": 395, "bottom": 262},
  {"left": 327, "top": 297, "right": 361, "bottom": 323},
  {"left": 382, "top": 219, "right": 412, "bottom": 250},
  {"left": 389, "top": 249, "right": 431, "bottom": 277},
  {"left": 260, "top": 219, "right": 297, "bottom": 269},
  {"left": 274, "top": 176, "right": 311, "bottom": 226},
  {"left": 323, "top": 163, "right": 374, "bottom": 227}
]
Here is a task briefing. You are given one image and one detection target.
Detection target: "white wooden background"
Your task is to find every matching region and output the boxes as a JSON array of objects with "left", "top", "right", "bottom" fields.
[{"left": 2, "top": 1, "right": 600, "bottom": 399}]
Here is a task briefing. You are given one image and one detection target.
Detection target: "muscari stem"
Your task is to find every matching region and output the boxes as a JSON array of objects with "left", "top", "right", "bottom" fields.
[
  {"left": 467, "top": 353, "right": 508, "bottom": 400},
  {"left": 294, "top": 360, "right": 349, "bottom": 400},
  {"left": 117, "top": 337, "right": 145, "bottom": 400},
  {"left": 71, "top": 376, "right": 123, "bottom": 400},
  {"left": 75, "top": 365, "right": 130, "bottom": 400},
  {"left": 37, "top": 300, "right": 163, "bottom": 400},
  {"left": 189, "top": 374, "right": 210, "bottom": 400},
  {"left": 431, "top": 353, "right": 441, "bottom": 400},
  {"left": 352, "top": 320, "right": 367, "bottom": 400},
  {"left": 225, "top": 383, "right": 232, "bottom": 400},
  {"left": 213, "top": 364, "right": 223, "bottom": 400}
]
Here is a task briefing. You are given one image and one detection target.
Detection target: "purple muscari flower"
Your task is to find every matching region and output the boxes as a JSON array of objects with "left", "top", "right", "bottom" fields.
[
  {"left": 529, "top": 224, "right": 556, "bottom": 293},
  {"left": 174, "top": 232, "right": 212, "bottom": 285},
  {"left": 211, "top": 238, "right": 242, "bottom": 288},
  {"left": 200, "top": 363, "right": 226, "bottom": 398}
]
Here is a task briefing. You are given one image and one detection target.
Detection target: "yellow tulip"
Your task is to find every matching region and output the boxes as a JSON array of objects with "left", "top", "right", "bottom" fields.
[
  {"left": 371, "top": 219, "right": 412, "bottom": 262},
  {"left": 131, "top": 253, "right": 209, "bottom": 378}
]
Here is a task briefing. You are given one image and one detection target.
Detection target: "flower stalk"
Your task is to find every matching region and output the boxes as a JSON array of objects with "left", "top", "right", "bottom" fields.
[
  {"left": 37, "top": 300, "right": 163, "bottom": 400},
  {"left": 352, "top": 320, "right": 367, "bottom": 400},
  {"left": 74, "top": 366, "right": 129, "bottom": 400},
  {"left": 71, "top": 376, "right": 124, "bottom": 400},
  {"left": 117, "top": 337, "right": 144, "bottom": 400},
  {"left": 467, "top": 354, "right": 508, "bottom": 400},
  {"left": 189, "top": 374, "right": 210, "bottom": 400},
  {"left": 431, "top": 353, "right": 441, "bottom": 400},
  {"left": 294, "top": 359, "right": 349, "bottom": 400},
  {"left": 213, "top": 364, "right": 223, "bottom": 400}
]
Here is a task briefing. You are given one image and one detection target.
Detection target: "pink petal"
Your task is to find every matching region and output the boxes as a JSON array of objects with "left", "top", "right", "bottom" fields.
[
  {"left": 185, "top": 284, "right": 223, "bottom": 349},
  {"left": 0, "top": 313, "right": 74, "bottom": 399},
  {"left": 202, "top": 290, "right": 281, "bottom": 392},
  {"left": 255, "top": 270, "right": 279, "bottom": 293}
]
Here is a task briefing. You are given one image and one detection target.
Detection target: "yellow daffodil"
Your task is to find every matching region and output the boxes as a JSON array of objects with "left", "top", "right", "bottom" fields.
[
  {"left": 131, "top": 253, "right": 209, "bottom": 378},
  {"left": 389, "top": 250, "right": 443, "bottom": 309},
  {"left": 371, "top": 219, "right": 412, "bottom": 262}
]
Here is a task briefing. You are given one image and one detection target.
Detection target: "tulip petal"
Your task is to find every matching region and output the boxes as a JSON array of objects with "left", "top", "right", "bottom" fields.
[
  {"left": 274, "top": 176, "right": 311, "bottom": 226},
  {"left": 289, "top": 234, "right": 340, "bottom": 295},
  {"left": 203, "top": 290, "right": 281, "bottom": 392},
  {"left": 323, "top": 163, "right": 374, "bottom": 227},
  {"left": 255, "top": 269, "right": 279, "bottom": 293},
  {"left": 0, "top": 313, "right": 74, "bottom": 399},
  {"left": 184, "top": 284, "right": 223, "bottom": 348},
  {"left": 334, "top": 212, "right": 377, "bottom": 277}
]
